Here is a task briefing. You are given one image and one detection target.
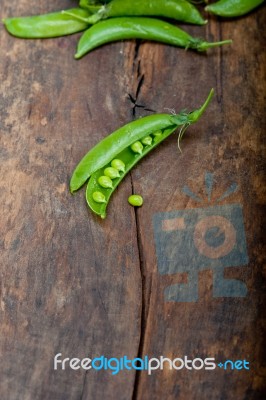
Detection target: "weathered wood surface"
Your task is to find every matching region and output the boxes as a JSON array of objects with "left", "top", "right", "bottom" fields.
[{"left": 0, "top": 1, "right": 265, "bottom": 399}]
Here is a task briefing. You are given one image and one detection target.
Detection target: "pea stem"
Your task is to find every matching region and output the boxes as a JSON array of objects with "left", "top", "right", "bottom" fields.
[
  {"left": 176, "top": 88, "right": 214, "bottom": 151},
  {"left": 62, "top": 8, "right": 103, "bottom": 24},
  {"left": 190, "top": 88, "right": 214, "bottom": 121},
  {"left": 198, "top": 39, "right": 233, "bottom": 51}
]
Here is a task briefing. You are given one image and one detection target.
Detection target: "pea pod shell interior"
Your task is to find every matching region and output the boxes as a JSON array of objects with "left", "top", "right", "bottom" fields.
[{"left": 85, "top": 127, "right": 177, "bottom": 218}]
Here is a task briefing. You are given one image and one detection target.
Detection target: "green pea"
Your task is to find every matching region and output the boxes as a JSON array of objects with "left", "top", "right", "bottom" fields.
[
  {"left": 104, "top": 167, "right": 120, "bottom": 179},
  {"left": 153, "top": 130, "right": 163, "bottom": 139},
  {"left": 128, "top": 195, "right": 143, "bottom": 207},
  {"left": 111, "top": 159, "right": 125, "bottom": 173},
  {"left": 98, "top": 176, "right": 113, "bottom": 189},
  {"left": 92, "top": 191, "right": 106, "bottom": 203},
  {"left": 130, "top": 141, "right": 143, "bottom": 155},
  {"left": 141, "top": 136, "right": 153, "bottom": 146}
]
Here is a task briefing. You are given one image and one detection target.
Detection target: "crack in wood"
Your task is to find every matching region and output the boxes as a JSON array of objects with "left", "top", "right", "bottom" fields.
[
  {"left": 129, "top": 41, "right": 151, "bottom": 400},
  {"left": 127, "top": 74, "right": 146, "bottom": 118},
  {"left": 131, "top": 187, "right": 146, "bottom": 400},
  {"left": 127, "top": 75, "right": 155, "bottom": 118}
]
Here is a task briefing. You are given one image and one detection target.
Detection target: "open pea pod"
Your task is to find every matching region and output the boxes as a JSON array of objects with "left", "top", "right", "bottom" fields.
[{"left": 70, "top": 89, "right": 214, "bottom": 218}]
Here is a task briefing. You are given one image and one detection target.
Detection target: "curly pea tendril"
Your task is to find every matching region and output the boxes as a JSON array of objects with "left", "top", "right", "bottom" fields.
[{"left": 70, "top": 89, "right": 214, "bottom": 219}]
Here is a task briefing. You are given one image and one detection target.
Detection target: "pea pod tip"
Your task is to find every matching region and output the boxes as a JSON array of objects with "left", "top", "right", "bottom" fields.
[
  {"left": 74, "top": 50, "right": 84, "bottom": 59},
  {"left": 70, "top": 183, "right": 77, "bottom": 194}
]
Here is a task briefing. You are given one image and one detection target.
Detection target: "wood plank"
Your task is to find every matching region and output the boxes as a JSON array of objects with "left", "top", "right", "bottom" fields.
[
  {"left": 132, "top": 7, "right": 266, "bottom": 400},
  {"left": 0, "top": 1, "right": 265, "bottom": 399},
  {"left": 0, "top": 1, "right": 142, "bottom": 399}
]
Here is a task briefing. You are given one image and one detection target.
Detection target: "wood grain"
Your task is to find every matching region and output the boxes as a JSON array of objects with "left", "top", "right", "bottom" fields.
[{"left": 0, "top": 1, "right": 265, "bottom": 399}]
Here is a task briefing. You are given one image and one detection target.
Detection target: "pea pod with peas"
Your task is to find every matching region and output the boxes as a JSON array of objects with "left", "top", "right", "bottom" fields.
[{"left": 70, "top": 89, "right": 214, "bottom": 218}]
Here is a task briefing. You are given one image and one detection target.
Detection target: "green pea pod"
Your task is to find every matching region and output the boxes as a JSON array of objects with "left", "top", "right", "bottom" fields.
[
  {"left": 71, "top": 89, "right": 214, "bottom": 218},
  {"left": 74, "top": 17, "right": 232, "bottom": 59},
  {"left": 2, "top": 8, "right": 91, "bottom": 39},
  {"left": 79, "top": 0, "right": 207, "bottom": 25},
  {"left": 80, "top": 0, "right": 112, "bottom": 6},
  {"left": 205, "top": 0, "right": 264, "bottom": 17}
]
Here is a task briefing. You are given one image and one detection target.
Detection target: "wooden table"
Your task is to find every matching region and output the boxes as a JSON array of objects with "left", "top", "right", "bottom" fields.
[{"left": 1, "top": 1, "right": 265, "bottom": 399}]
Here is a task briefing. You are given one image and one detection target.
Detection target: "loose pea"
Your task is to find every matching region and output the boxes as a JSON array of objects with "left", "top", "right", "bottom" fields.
[
  {"left": 128, "top": 195, "right": 143, "bottom": 207},
  {"left": 98, "top": 175, "right": 113, "bottom": 189},
  {"left": 130, "top": 141, "right": 143, "bottom": 154},
  {"left": 111, "top": 158, "right": 125, "bottom": 173},
  {"left": 92, "top": 191, "right": 106, "bottom": 203},
  {"left": 141, "top": 136, "right": 153, "bottom": 146},
  {"left": 104, "top": 166, "right": 120, "bottom": 179}
]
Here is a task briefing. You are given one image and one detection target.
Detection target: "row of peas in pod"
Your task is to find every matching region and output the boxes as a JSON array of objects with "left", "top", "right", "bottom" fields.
[{"left": 2, "top": 0, "right": 264, "bottom": 59}]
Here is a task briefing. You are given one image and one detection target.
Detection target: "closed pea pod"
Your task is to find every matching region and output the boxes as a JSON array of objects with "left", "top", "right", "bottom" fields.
[
  {"left": 3, "top": 8, "right": 91, "bottom": 39},
  {"left": 71, "top": 89, "right": 214, "bottom": 218},
  {"left": 74, "top": 17, "right": 232, "bottom": 59},
  {"left": 77, "top": 0, "right": 207, "bottom": 25},
  {"left": 205, "top": 0, "right": 264, "bottom": 17}
]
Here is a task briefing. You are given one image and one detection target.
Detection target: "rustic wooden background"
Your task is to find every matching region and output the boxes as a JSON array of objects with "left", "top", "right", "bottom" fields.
[{"left": 0, "top": 1, "right": 265, "bottom": 399}]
